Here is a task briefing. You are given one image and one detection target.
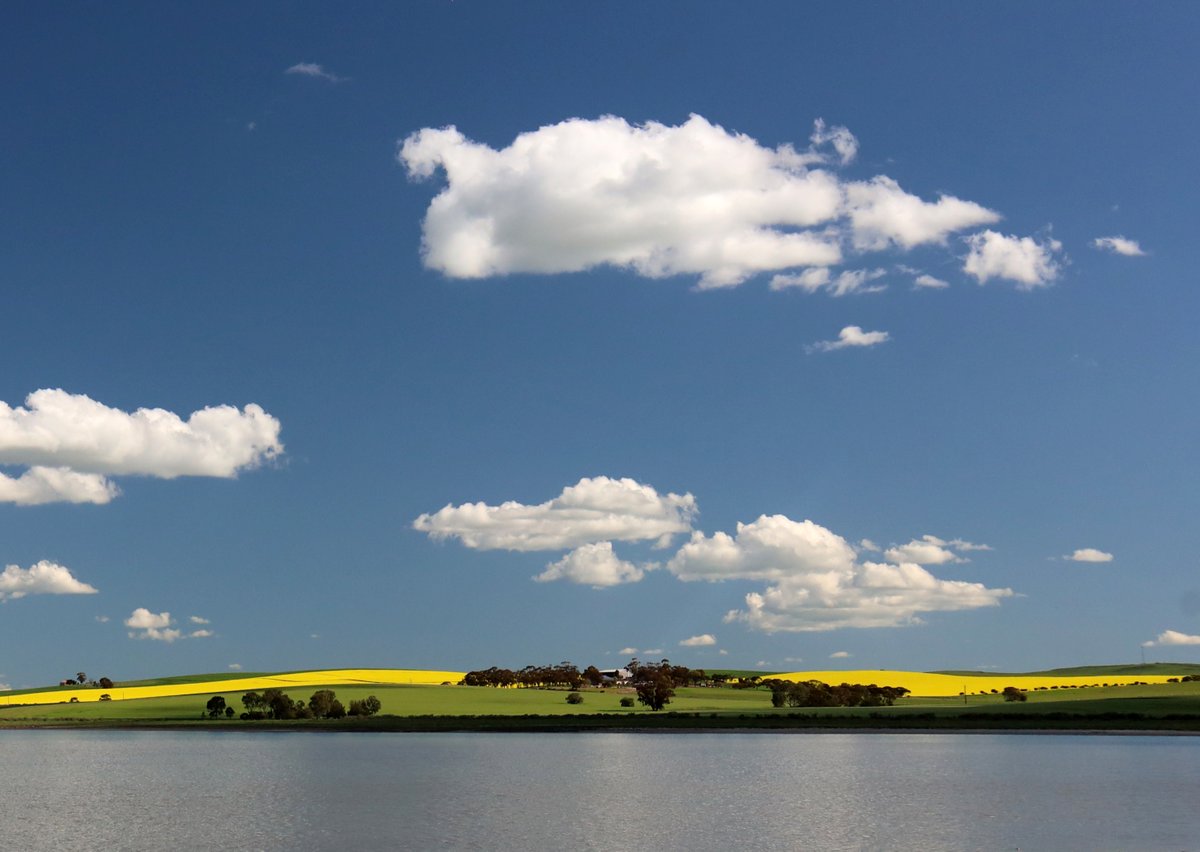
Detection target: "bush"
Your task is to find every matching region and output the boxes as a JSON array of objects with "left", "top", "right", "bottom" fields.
[
  {"left": 566, "top": 692, "right": 584, "bottom": 705},
  {"left": 99, "top": 694, "right": 112, "bottom": 701},
  {"left": 619, "top": 696, "right": 635, "bottom": 708}
]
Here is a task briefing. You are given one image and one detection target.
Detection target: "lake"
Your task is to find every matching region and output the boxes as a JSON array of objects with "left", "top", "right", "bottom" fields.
[{"left": 1, "top": 731, "right": 1197, "bottom": 850}]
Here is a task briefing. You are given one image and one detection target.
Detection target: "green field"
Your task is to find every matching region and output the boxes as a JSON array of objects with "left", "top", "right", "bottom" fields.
[{"left": 4, "top": 678, "right": 1199, "bottom": 729}]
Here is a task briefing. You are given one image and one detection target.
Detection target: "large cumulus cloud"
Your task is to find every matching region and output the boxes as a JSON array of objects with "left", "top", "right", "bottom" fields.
[
  {"left": 0, "top": 389, "right": 283, "bottom": 505},
  {"left": 400, "top": 114, "right": 1009, "bottom": 290},
  {"left": 668, "top": 515, "right": 1011, "bottom": 632},
  {"left": 413, "top": 476, "right": 696, "bottom": 553}
]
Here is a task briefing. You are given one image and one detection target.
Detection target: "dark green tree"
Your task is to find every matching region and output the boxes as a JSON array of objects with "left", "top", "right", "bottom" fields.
[
  {"left": 632, "top": 664, "right": 675, "bottom": 711},
  {"left": 309, "top": 690, "right": 339, "bottom": 718},
  {"left": 348, "top": 696, "right": 382, "bottom": 717}
]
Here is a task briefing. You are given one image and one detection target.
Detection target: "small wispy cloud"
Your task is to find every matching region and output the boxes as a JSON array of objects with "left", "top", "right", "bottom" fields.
[
  {"left": 228, "top": 663, "right": 243, "bottom": 671},
  {"left": 830, "top": 650, "right": 852, "bottom": 659},
  {"left": 1141, "top": 629, "right": 1200, "bottom": 647},
  {"left": 285, "top": 62, "right": 348, "bottom": 83},
  {"left": 1092, "top": 236, "right": 1146, "bottom": 257},
  {"left": 914, "top": 273, "right": 949, "bottom": 289},
  {"left": 679, "top": 633, "right": 716, "bottom": 647},
  {"left": 125, "top": 608, "right": 214, "bottom": 642},
  {"left": 1065, "top": 548, "right": 1113, "bottom": 563},
  {"left": 807, "top": 325, "right": 890, "bottom": 354}
]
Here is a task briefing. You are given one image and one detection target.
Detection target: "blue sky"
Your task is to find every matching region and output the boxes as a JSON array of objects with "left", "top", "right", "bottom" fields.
[{"left": 2, "top": 2, "right": 1198, "bottom": 687}]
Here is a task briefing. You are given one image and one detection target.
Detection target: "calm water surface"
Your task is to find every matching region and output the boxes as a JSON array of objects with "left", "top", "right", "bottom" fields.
[{"left": 1, "top": 731, "right": 1198, "bottom": 850}]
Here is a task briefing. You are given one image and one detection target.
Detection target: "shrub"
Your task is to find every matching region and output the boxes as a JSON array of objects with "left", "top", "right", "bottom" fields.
[
  {"left": 99, "top": 694, "right": 112, "bottom": 701},
  {"left": 619, "top": 696, "right": 635, "bottom": 708},
  {"left": 566, "top": 692, "right": 584, "bottom": 705}
]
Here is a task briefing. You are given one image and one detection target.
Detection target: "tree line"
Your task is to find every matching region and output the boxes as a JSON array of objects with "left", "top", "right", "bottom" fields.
[
  {"left": 460, "top": 658, "right": 718, "bottom": 712},
  {"left": 763, "top": 679, "right": 911, "bottom": 708},
  {"left": 203, "top": 689, "right": 382, "bottom": 720}
]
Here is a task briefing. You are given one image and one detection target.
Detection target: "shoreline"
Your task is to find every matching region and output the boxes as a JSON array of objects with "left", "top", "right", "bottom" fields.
[{"left": 5, "top": 716, "right": 1199, "bottom": 735}]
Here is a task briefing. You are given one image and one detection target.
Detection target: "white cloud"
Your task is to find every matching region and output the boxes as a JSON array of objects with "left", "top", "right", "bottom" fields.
[
  {"left": 619, "top": 647, "right": 639, "bottom": 656},
  {"left": 0, "top": 390, "right": 283, "bottom": 504},
  {"left": 642, "top": 648, "right": 663, "bottom": 656},
  {"left": 0, "top": 560, "right": 98, "bottom": 601},
  {"left": 914, "top": 273, "right": 949, "bottom": 289},
  {"left": 1092, "top": 236, "right": 1146, "bottom": 257},
  {"left": 0, "top": 682, "right": 9, "bottom": 691},
  {"left": 414, "top": 476, "right": 696, "bottom": 552},
  {"left": 94, "top": 615, "right": 110, "bottom": 623},
  {"left": 807, "top": 325, "right": 890, "bottom": 354},
  {"left": 963, "top": 230, "right": 1061, "bottom": 288},
  {"left": 535, "top": 542, "right": 650, "bottom": 587},
  {"left": 670, "top": 515, "right": 859, "bottom": 583},
  {"left": 830, "top": 650, "right": 852, "bottom": 659},
  {"left": 228, "top": 663, "right": 243, "bottom": 671},
  {"left": 189, "top": 629, "right": 213, "bottom": 639},
  {"left": 718, "top": 649, "right": 729, "bottom": 656},
  {"left": 772, "top": 267, "right": 887, "bottom": 297},
  {"left": 1065, "top": 548, "right": 1113, "bottom": 563},
  {"left": 189, "top": 615, "right": 210, "bottom": 624},
  {"left": 884, "top": 535, "right": 988, "bottom": 565},
  {"left": 0, "top": 466, "right": 118, "bottom": 506},
  {"left": 285, "top": 62, "right": 347, "bottom": 83},
  {"left": 846, "top": 176, "right": 999, "bottom": 251},
  {"left": 809, "top": 118, "right": 859, "bottom": 165},
  {"left": 1142, "top": 630, "right": 1200, "bottom": 647},
  {"left": 125, "top": 608, "right": 181, "bottom": 642},
  {"left": 679, "top": 633, "right": 717, "bottom": 647},
  {"left": 401, "top": 115, "right": 1001, "bottom": 290},
  {"left": 669, "top": 514, "right": 1011, "bottom": 632}
]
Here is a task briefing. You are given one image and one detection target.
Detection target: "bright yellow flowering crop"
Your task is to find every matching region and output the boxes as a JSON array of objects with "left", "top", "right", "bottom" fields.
[
  {"left": 4, "top": 669, "right": 466, "bottom": 706},
  {"left": 765, "top": 669, "right": 1174, "bottom": 696}
]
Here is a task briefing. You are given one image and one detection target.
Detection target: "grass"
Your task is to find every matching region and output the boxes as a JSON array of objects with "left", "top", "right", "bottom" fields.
[
  {"left": 3, "top": 664, "right": 1198, "bottom": 733},
  {"left": 3, "top": 680, "right": 1199, "bottom": 729}
]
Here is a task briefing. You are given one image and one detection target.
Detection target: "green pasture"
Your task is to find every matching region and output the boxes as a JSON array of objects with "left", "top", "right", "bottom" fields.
[{"left": 3, "top": 679, "right": 1199, "bottom": 724}]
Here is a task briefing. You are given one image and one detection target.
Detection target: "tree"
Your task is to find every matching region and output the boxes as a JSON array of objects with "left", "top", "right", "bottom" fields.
[
  {"left": 309, "top": 690, "right": 339, "bottom": 719},
  {"left": 566, "top": 692, "right": 584, "bottom": 704},
  {"left": 582, "top": 666, "right": 604, "bottom": 687},
  {"left": 262, "top": 688, "right": 297, "bottom": 719},
  {"left": 98, "top": 677, "right": 114, "bottom": 689},
  {"left": 1002, "top": 686, "right": 1027, "bottom": 702},
  {"left": 348, "top": 696, "right": 382, "bottom": 717},
  {"left": 76, "top": 672, "right": 88, "bottom": 685},
  {"left": 242, "top": 691, "right": 267, "bottom": 717},
  {"left": 632, "top": 663, "right": 675, "bottom": 711},
  {"left": 206, "top": 696, "right": 227, "bottom": 718}
]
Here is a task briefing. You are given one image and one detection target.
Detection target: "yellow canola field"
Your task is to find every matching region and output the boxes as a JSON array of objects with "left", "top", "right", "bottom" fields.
[
  {"left": 4, "top": 669, "right": 466, "bottom": 707},
  {"left": 766, "top": 670, "right": 1175, "bottom": 697}
]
